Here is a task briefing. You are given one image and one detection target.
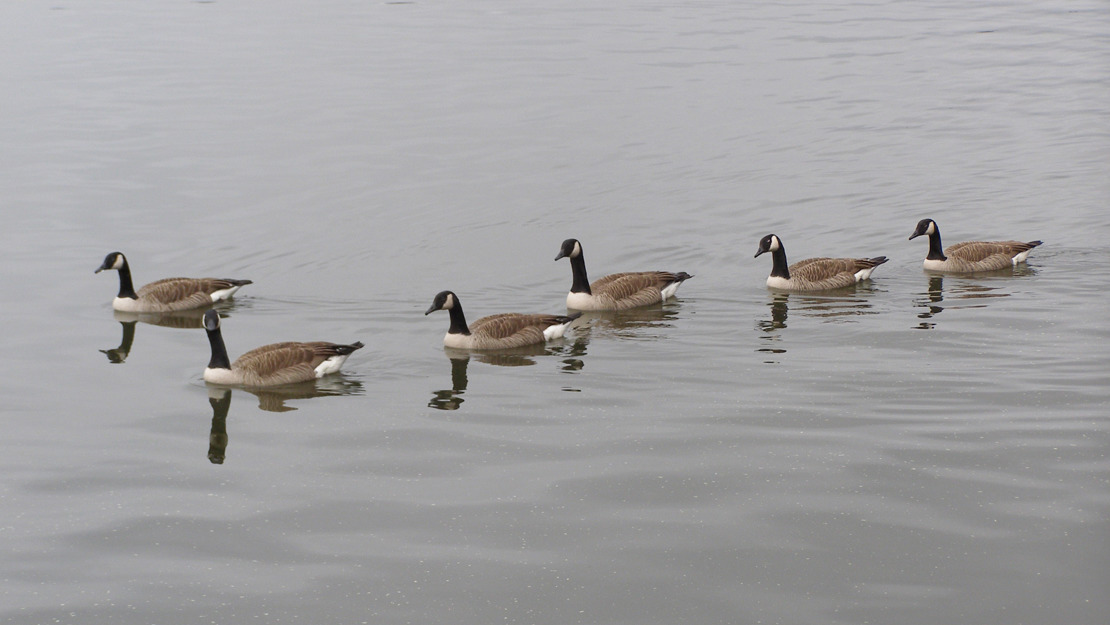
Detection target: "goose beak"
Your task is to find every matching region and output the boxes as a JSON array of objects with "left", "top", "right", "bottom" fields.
[
  {"left": 908, "top": 232, "right": 921, "bottom": 240},
  {"left": 424, "top": 305, "right": 437, "bottom": 315},
  {"left": 554, "top": 251, "right": 566, "bottom": 261},
  {"left": 754, "top": 249, "right": 766, "bottom": 258},
  {"left": 94, "top": 267, "right": 104, "bottom": 273}
]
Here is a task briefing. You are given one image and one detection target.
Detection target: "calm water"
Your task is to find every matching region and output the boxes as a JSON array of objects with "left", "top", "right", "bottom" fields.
[{"left": 2, "top": 1, "right": 1108, "bottom": 623}]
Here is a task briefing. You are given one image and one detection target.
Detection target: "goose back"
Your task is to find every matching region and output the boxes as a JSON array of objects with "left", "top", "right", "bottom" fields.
[
  {"left": 782, "top": 257, "right": 889, "bottom": 291},
  {"left": 228, "top": 341, "right": 364, "bottom": 386},
  {"left": 936, "top": 240, "right": 1042, "bottom": 272},
  {"left": 571, "top": 271, "right": 690, "bottom": 310},
  {"left": 130, "top": 277, "right": 252, "bottom": 312}
]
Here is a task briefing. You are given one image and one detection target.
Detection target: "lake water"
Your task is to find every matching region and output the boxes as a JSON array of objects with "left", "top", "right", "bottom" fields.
[{"left": 1, "top": 1, "right": 1108, "bottom": 623}]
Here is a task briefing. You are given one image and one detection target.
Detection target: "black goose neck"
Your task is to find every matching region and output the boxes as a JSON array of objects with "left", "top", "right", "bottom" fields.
[
  {"left": 117, "top": 259, "right": 138, "bottom": 299},
  {"left": 768, "top": 245, "right": 791, "bottom": 279},
  {"left": 925, "top": 227, "right": 947, "bottom": 261},
  {"left": 206, "top": 327, "right": 232, "bottom": 370},
  {"left": 446, "top": 302, "right": 471, "bottom": 336},
  {"left": 568, "top": 253, "right": 592, "bottom": 294}
]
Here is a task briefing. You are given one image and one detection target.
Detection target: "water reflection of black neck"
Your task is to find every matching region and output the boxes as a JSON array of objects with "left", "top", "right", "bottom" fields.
[
  {"left": 569, "top": 253, "right": 592, "bottom": 294},
  {"left": 206, "top": 327, "right": 231, "bottom": 369},
  {"left": 768, "top": 246, "right": 790, "bottom": 279},
  {"left": 925, "top": 228, "right": 947, "bottom": 261},
  {"left": 446, "top": 303, "right": 471, "bottom": 335},
  {"left": 117, "top": 260, "right": 138, "bottom": 300},
  {"left": 429, "top": 355, "right": 469, "bottom": 410},
  {"left": 208, "top": 389, "right": 231, "bottom": 464},
  {"left": 101, "top": 320, "right": 137, "bottom": 363}
]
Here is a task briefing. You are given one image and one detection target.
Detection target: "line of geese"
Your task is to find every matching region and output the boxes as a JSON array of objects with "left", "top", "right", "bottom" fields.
[{"left": 96, "top": 219, "right": 1042, "bottom": 388}]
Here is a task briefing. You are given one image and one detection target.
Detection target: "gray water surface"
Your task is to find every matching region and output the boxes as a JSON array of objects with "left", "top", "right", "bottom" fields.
[{"left": 1, "top": 1, "right": 1108, "bottom": 624}]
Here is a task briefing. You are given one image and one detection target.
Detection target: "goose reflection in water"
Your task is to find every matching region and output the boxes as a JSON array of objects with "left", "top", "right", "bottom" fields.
[
  {"left": 912, "top": 265, "right": 1035, "bottom": 330},
  {"left": 203, "top": 376, "right": 363, "bottom": 464},
  {"left": 99, "top": 304, "right": 247, "bottom": 364},
  {"left": 427, "top": 338, "right": 589, "bottom": 411},
  {"left": 756, "top": 285, "right": 883, "bottom": 362}
]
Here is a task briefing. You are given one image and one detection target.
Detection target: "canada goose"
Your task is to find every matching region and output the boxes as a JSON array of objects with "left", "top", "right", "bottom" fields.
[
  {"left": 202, "top": 309, "right": 363, "bottom": 387},
  {"left": 909, "top": 219, "right": 1042, "bottom": 272},
  {"left": 96, "top": 251, "right": 252, "bottom": 312},
  {"left": 424, "top": 290, "right": 581, "bottom": 350},
  {"left": 754, "top": 234, "right": 888, "bottom": 291},
  {"left": 554, "top": 238, "right": 692, "bottom": 311}
]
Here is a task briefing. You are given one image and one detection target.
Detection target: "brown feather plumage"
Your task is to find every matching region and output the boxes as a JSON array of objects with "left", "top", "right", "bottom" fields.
[{"left": 586, "top": 271, "right": 683, "bottom": 310}]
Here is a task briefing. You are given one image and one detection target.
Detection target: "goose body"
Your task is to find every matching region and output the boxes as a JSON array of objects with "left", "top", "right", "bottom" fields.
[
  {"left": 202, "top": 310, "right": 363, "bottom": 387},
  {"left": 909, "top": 219, "right": 1042, "bottom": 273},
  {"left": 755, "top": 234, "right": 888, "bottom": 292},
  {"left": 555, "top": 239, "right": 692, "bottom": 311},
  {"left": 425, "top": 291, "right": 581, "bottom": 350},
  {"left": 97, "top": 252, "right": 252, "bottom": 312}
]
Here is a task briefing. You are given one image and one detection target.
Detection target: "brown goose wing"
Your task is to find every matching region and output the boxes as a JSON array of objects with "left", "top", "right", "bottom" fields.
[
  {"left": 137, "top": 277, "right": 250, "bottom": 310},
  {"left": 470, "top": 313, "right": 560, "bottom": 339},
  {"left": 788, "top": 258, "right": 858, "bottom": 289},
  {"left": 590, "top": 271, "right": 680, "bottom": 308}
]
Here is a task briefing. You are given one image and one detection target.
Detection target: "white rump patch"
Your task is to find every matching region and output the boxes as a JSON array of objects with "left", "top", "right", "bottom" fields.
[
  {"left": 209, "top": 286, "right": 243, "bottom": 302},
  {"left": 314, "top": 354, "right": 350, "bottom": 378},
  {"left": 854, "top": 268, "right": 875, "bottom": 282},
  {"left": 1012, "top": 250, "right": 1031, "bottom": 264},
  {"left": 660, "top": 281, "right": 682, "bottom": 300},
  {"left": 543, "top": 320, "right": 573, "bottom": 341}
]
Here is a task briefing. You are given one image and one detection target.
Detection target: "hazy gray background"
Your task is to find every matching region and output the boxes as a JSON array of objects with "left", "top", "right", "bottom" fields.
[{"left": 1, "top": 1, "right": 1108, "bottom": 623}]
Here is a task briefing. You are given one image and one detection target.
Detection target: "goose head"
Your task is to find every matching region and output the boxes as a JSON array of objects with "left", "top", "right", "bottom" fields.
[
  {"left": 754, "top": 234, "right": 782, "bottom": 258},
  {"left": 95, "top": 251, "right": 126, "bottom": 274},
  {"left": 425, "top": 291, "right": 458, "bottom": 315},
  {"left": 909, "top": 219, "right": 937, "bottom": 241},
  {"left": 554, "top": 239, "right": 582, "bottom": 261}
]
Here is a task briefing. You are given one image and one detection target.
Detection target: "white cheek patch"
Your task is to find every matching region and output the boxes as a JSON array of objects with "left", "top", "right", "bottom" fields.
[
  {"left": 443, "top": 293, "right": 455, "bottom": 310},
  {"left": 926, "top": 222, "right": 936, "bottom": 235},
  {"left": 112, "top": 255, "right": 124, "bottom": 270},
  {"left": 769, "top": 236, "right": 781, "bottom": 252},
  {"left": 572, "top": 241, "right": 581, "bottom": 258}
]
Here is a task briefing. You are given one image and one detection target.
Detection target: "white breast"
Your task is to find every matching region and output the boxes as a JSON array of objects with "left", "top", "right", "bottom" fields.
[
  {"left": 765, "top": 276, "right": 793, "bottom": 290},
  {"left": 922, "top": 259, "right": 948, "bottom": 271},
  {"left": 112, "top": 296, "right": 143, "bottom": 312},
  {"left": 566, "top": 291, "right": 598, "bottom": 311},
  {"left": 203, "top": 367, "right": 240, "bottom": 385},
  {"left": 443, "top": 332, "right": 472, "bottom": 349}
]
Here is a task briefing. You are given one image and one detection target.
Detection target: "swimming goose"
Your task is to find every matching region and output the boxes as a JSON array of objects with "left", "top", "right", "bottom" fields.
[
  {"left": 202, "top": 309, "right": 363, "bottom": 387},
  {"left": 96, "top": 252, "right": 252, "bottom": 312},
  {"left": 754, "top": 234, "right": 888, "bottom": 291},
  {"left": 909, "top": 219, "right": 1042, "bottom": 272},
  {"left": 424, "top": 290, "right": 581, "bottom": 350},
  {"left": 554, "top": 238, "right": 692, "bottom": 311}
]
